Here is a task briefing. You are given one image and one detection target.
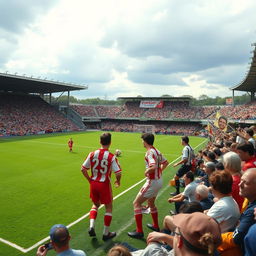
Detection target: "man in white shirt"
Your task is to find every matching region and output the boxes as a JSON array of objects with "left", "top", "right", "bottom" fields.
[
  {"left": 168, "top": 171, "right": 198, "bottom": 213},
  {"left": 171, "top": 136, "right": 194, "bottom": 196}
]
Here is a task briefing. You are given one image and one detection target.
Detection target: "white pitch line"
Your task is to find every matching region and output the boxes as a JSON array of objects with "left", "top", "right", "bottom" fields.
[
  {"left": 93, "top": 152, "right": 187, "bottom": 256},
  {"left": 23, "top": 140, "right": 179, "bottom": 156},
  {"left": 0, "top": 138, "right": 208, "bottom": 253},
  {"left": 0, "top": 238, "right": 27, "bottom": 253}
]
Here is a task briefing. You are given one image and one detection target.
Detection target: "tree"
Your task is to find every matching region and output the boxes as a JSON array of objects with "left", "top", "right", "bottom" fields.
[{"left": 198, "top": 94, "right": 209, "bottom": 101}]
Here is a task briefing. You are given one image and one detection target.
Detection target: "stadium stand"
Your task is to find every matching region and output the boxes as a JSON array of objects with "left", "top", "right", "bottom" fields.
[
  {"left": 95, "top": 105, "right": 123, "bottom": 118},
  {"left": 0, "top": 93, "right": 79, "bottom": 136}
]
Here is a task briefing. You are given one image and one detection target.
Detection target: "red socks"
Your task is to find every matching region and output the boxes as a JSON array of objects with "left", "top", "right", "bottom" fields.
[
  {"left": 104, "top": 213, "right": 112, "bottom": 227},
  {"left": 90, "top": 207, "right": 98, "bottom": 220},
  {"left": 134, "top": 209, "right": 143, "bottom": 233},
  {"left": 150, "top": 207, "right": 159, "bottom": 229}
]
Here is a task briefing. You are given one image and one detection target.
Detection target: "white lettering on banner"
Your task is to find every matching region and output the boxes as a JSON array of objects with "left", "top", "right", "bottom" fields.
[{"left": 140, "top": 100, "right": 164, "bottom": 108}]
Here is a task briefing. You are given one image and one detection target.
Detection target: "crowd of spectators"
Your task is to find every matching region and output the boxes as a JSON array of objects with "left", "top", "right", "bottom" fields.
[
  {"left": 71, "top": 101, "right": 256, "bottom": 122},
  {"left": 95, "top": 105, "right": 123, "bottom": 118},
  {"left": 99, "top": 120, "right": 201, "bottom": 135},
  {"left": 218, "top": 101, "right": 256, "bottom": 120},
  {"left": 0, "top": 94, "right": 79, "bottom": 136},
  {"left": 118, "top": 102, "right": 146, "bottom": 118},
  {"left": 71, "top": 104, "right": 96, "bottom": 117}
]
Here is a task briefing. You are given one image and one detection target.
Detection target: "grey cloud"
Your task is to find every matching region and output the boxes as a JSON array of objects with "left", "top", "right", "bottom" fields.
[
  {"left": 100, "top": 1, "right": 256, "bottom": 79},
  {"left": 0, "top": 0, "right": 58, "bottom": 33},
  {"left": 127, "top": 70, "right": 186, "bottom": 85}
]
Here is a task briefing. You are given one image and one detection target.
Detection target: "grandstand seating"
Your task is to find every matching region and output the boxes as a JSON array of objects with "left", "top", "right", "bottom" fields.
[
  {"left": 219, "top": 101, "right": 256, "bottom": 120},
  {"left": 71, "top": 101, "right": 219, "bottom": 121},
  {"left": 0, "top": 94, "right": 79, "bottom": 136},
  {"left": 2, "top": 93, "right": 255, "bottom": 137},
  {"left": 95, "top": 105, "right": 123, "bottom": 118}
]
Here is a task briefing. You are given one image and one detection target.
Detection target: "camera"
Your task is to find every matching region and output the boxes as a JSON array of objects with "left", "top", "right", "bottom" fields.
[{"left": 44, "top": 242, "right": 53, "bottom": 250}]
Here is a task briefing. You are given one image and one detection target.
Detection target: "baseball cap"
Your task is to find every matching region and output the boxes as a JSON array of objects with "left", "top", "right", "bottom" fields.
[
  {"left": 49, "top": 224, "right": 69, "bottom": 243},
  {"left": 173, "top": 212, "right": 222, "bottom": 255}
]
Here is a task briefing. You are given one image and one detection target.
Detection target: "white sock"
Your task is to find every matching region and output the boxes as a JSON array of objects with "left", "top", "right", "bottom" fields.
[
  {"left": 90, "top": 219, "right": 95, "bottom": 229},
  {"left": 103, "top": 226, "right": 109, "bottom": 235}
]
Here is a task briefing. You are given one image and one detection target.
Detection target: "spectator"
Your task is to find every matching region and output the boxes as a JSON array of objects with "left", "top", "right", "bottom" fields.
[
  {"left": 246, "top": 128, "right": 256, "bottom": 149},
  {"left": 244, "top": 207, "right": 256, "bottom": 256},
  {"left": 213, "top": 148, "right": 223, "bottom": 163},
  {"left": 207, "top": 152, "right": 218, "bottom": 165},
  {"left": 196, "top": 159, "right": 205, "bottom": 177},
  {"left": 163, "top": 201, "right": 204, "bottom": 234},
  {"left": 207, "top": 170, "right": 240, "bottom": 233},
  {"left": 215, "top": 162, "right": 224, "bottom": 171},
  {"left": 218, "top": 168, "right": 256, "bottom": 255},
  {"left": 168, "top": 171, "right": 198, "bottom": 213},
  {"left": 107, "top": 245, "right": 132, "bottom": 256},
  {"left": 236, "top": 143, "right": 256, "bottom": 172},
  {"left": 198, "top": 161, "right": 216, "bottom": 187},
  {"left": 131, "top": 212, "right": 222, "bottom": 256},
  {"left": 195, "top": 184, "right": 214, "bottom": 211},
  {"left": 223, "top": 152, "right": 244, "bottom": 210},
  {"left": 36, "top": 224, "right": 86, "bottom": 256}
]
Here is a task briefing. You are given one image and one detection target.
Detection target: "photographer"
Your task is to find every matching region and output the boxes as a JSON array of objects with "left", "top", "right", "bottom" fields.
[{"left": 36, "top": 224, "right": 86, "bottom": 256}]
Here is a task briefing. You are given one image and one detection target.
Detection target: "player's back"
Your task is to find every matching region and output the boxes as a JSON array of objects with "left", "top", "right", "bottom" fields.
[
  {"left": 145, "top": 147, "right": 166, "bottom": 180},
  {"left": 89, "top": 149, "right": 116, "bottom": 182}
]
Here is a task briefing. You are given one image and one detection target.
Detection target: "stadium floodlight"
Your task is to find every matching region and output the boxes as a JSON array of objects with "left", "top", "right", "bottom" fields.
[
  {"left": 5, "top": 71, "right": 8, "bottom": 74},
  {"left": 23, "top": 74, "right": 26, "bottom": 76},
  {"left": 44, "top": 77, "right": 47, "bottom": 80}
]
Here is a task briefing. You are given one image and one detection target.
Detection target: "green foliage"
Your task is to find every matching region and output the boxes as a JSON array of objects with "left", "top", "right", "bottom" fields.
[
  {"left": 192, "top": 94, "right": 250, "bottom": 106},
  {"left": 47, "top": 94, "right": 251, "bottom": 107},
  {"left": 51, "top": 96, "right": 123, "bottom": 105}
]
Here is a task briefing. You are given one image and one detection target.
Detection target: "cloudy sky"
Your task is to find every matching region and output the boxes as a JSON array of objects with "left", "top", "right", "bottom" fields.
[{"left": 1, "top": 0, "right": 256, "bottom": 100}]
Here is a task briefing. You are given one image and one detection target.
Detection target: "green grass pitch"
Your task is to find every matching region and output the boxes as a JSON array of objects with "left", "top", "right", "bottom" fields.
[{"left": 0, "top": 131, "right": 207, "bottom": 256}]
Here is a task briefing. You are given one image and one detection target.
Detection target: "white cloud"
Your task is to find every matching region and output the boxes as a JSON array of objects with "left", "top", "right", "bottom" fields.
[{"left": 1, "top": 0, "right": 256, "bottom": 99}]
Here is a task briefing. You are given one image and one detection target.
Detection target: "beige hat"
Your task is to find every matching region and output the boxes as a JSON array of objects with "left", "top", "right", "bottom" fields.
[{"left": 173, "top": 212, "right": 222, "bottom": 255}]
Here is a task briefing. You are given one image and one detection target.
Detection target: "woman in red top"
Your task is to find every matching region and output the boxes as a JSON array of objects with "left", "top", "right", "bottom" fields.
[{"left": 223, "top": 151, "right": 244, "bottom": 211}]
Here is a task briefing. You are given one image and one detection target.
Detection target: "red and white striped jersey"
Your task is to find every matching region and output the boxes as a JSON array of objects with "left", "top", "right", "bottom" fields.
[
  {"left": 145, "top": 146, "right": 167, "bottom": 180},
  {"left": 82, "top": 148, "right": 121, "bottom": 182}
]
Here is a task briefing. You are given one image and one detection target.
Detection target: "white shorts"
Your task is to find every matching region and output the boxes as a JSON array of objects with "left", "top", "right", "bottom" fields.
[{"left": 139, "top": 178, "right": 163, "bottom": 198}]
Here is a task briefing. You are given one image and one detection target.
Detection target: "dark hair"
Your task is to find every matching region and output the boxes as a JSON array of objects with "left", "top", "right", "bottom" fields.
[
  {"left": 100, "top": 132, "right": 111, "bottom": 146},
  {"left": 179, "top": 201, "right": 203, "bottom": 213},
  {"left": 197, "top": 159, "right": 204, "bottom": 166},
  {"left": 246, "top": 128, "right": 254, "bottom": 137},
  {"left": 51, "top": 228, "right": 69, "bottom": 247},
  {"left": 215, "top": 162, "right": 224, "bottom": 171},
  {"left": 202, "top": 150, "right": 209, "bottom": 157},
  {"left": 213, "top": 148, "right": 222, "bottom": 157},
  {"left": 141, "top": 133, "right": 154, "bottom": 145},
  {"left": 207, "top": 152, "right": 216, "bottom": 161},
  {"left": 209, "top": 170, "right": 233, "bottom": 195},
  {"left": 219, "top": 116, "right": 227, "bottom": 123},
  {"left": 182, "top": 136, "right": 189, "bottom": 144},
  {"left": 225, "top": 141, "right": 232, "bottom": 148},
  {"left": 185, "top": 171, "right": 194, "bottom": 181},
  {"left": 237, "top": 142, "right": 254, "bottom": 156}
]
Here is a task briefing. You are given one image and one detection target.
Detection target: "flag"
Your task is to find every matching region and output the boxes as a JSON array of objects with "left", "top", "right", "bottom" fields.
[{"left": 214, "top": 112, "right": 228, "bottom": 132}]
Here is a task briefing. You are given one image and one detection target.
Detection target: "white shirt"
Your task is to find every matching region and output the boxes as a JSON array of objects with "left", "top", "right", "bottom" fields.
[
  {"left": 207, "top": 196, "right": 240, "bottom": 233},
  {"left": 182, "top": 145, "right": 193, "bottom": 166},
  {"left": 182, "top": 181, "right": 198, "bottom": 202}
]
